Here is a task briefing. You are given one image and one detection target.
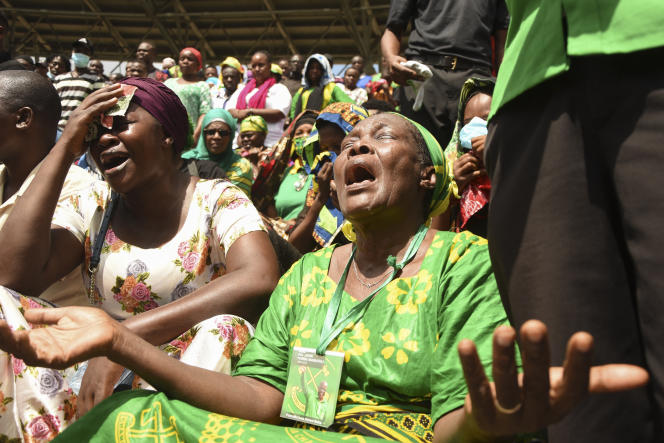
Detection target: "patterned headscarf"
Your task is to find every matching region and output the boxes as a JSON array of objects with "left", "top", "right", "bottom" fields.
[
  {"left": 302, "top": 102, "right": 369, "bottom": 173},
  {"left": 239, "top": 115, "right": 268, "bottom": 133},
  {"left": 181, "top": 109, "right": 240, "bottom": 172},
  {"left": 301, "top": 54, "right": 334, "bottom": 88}
]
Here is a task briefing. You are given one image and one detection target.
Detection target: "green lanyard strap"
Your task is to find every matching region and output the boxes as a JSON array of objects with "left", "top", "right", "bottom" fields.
[{"left": 316, "top": 224, "right": 429, "bottom": 355}]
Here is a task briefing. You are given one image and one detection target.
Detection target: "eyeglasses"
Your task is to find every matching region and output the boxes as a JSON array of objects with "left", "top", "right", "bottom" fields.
[{"left": 204, "top": 129, "right": 231, "bottom": 137}]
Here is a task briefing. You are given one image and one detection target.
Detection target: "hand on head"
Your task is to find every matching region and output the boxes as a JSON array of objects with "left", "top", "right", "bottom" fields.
[{"left": 458, "top": 320, "right": 649, "bottom": 436}]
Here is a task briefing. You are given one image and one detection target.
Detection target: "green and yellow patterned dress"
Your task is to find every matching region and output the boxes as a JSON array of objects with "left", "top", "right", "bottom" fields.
[{"left": 55, "top": 230, "right": 509, "bottom": 442}]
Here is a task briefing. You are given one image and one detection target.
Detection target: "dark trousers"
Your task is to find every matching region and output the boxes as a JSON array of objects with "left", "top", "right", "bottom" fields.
[
  {"left": 396, "top": 64, "right": 490, "bottom": 147},
  {"left": 485, "top": 47, "right": 664, "bottom": 442}
]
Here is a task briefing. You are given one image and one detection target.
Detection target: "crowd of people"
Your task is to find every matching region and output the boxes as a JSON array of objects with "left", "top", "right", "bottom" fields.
[{"left": 0, "top": 0, "right": 662, "bottom": 442}]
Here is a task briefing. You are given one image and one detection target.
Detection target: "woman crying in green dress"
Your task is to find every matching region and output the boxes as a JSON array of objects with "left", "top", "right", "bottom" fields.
[{"left": 0, "top": 113, "right": 648, "bottom": 442}]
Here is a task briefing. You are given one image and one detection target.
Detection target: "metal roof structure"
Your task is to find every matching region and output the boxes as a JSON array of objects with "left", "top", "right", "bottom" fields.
[{"left": 1, "top": 0, "right": 392, "bottom": 68}]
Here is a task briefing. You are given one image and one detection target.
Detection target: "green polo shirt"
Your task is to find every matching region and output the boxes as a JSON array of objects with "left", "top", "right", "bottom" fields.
[{"left": 491, "top": 0, "right": 664, "bottom": 117}]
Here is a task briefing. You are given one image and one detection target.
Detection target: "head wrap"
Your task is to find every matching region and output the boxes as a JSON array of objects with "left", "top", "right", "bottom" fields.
[
  {"left": 119, "top": 77, "right": 189, "bottom": 153},
  {"left": 301, "top": 102, "right": 369, "bottom": 172},
  {"left": 270, "top": 63, "right": 283, "bottom": 76},
  {"left": 181, "top": 108, "right": 239, "bottom": 171},
  {"left": 220, "top": 56, "right": 244, "bottom": 74},
  {"left": 302, "top": 54, "right": 334, "bottom": 88},
  {"left": 180, "top": 47, "right": 202, "bottom": 70},
  {"left": 239, "top": 115, "right": 268, "bottom": 134}
]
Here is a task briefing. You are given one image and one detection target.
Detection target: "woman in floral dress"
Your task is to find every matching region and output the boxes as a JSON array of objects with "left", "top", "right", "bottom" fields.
[
  {"left": 0, "top": 78, "right": 279, "bottom": 440},
  {"left": 0, "top": 113, "right": 646, "bottom": 442}
]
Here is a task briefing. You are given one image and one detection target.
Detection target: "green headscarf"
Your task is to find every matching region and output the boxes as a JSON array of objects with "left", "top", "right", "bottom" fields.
[
  {"left": 181, "top": 109, "right": 239, "bottom": 172},
  {"left": 341, "top": 113, "right": 452, "bottom": 242},
  {"left": 239, "top": 115, "right": 268, "bottom": 134}
]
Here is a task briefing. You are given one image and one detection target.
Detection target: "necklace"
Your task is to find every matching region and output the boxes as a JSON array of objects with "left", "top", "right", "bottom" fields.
[{"left": 352, "top": 258, "right": 393, "bottom": 289}]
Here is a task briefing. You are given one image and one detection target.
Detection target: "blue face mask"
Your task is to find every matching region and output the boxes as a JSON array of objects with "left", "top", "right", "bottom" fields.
[
  {"left": 71, "top": 52, "right": 90, "bottom": 69},
  {"left": 46, "top": 71, "right": 55, "bottom": 80},
  {"left": 459, "top": 116, "right": 488, "bottom": 150}
]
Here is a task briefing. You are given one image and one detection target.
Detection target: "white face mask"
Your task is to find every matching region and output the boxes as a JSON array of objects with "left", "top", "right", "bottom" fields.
[{"left": 71, "top": 52, "right": 90, "bottom": 69}]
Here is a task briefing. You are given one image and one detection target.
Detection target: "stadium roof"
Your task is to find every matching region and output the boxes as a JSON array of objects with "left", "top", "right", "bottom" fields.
[{"left": 1, "top": 0, "right": 392, "bottom": 66}]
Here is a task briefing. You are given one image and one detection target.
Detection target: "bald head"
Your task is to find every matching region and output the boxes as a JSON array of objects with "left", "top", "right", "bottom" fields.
[{"left": 0, "top": 70, "right": 61, "bottom": 136}]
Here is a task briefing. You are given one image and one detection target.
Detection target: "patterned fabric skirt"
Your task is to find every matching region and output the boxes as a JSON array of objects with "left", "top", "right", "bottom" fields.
[
  {"left": 0, "top": 286, "right": 254, "bottom": 442},
  {"left": 53, "top": 390, "right": 383, "bottom": 442}
]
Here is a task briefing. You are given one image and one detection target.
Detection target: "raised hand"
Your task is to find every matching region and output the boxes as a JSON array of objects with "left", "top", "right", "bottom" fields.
[
  {"left": 458, "top": 320, "right": 649, "bottom": 436},
  {"left": 59, "top": 84, "right": 124, "bottom": 157},
  {"left": 0, "top": 307, "right": 118, "bottom": 369}
]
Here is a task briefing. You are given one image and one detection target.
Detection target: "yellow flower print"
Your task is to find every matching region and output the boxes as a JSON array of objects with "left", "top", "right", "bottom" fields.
[
  {"left": 330, "top": 321, "right": 371, "bottom": 363},
  {"left": 381, "top": 328, "right": 419, "bottom": 365},
  {"left": 282, "top": 285, "right": 297, "bottom": 308},
  {"left": 385, "top": 270, "right": 432, "bottom": 314},
  {"left": 425, "top": 236, "right": 446, "bottom": 258},
  {"left": 449, "top": 231, "right": 487, "bottom": 263},
  {"left": 290, "top": 319, "right": 313, "bottom": 347},
  {"left": 300, "top": 266, "right": 333, "bottom": 307}
]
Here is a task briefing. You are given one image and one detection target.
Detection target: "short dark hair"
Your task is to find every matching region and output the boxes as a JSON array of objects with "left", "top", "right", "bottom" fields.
[
  {"left": 253, "top": 50, "right": 272, "bottom": 64},
  {"left": 0, "top": 70, "right": 61, "bottom": 136},
  {"left": 126, "top": 58, "right": 147, "bottom": 68},
  {"left": 363, "top": 98, "right": 395, "bottom": 113},
  {"left": 46, "top": 54, "right": 72, "bottom": 72}
]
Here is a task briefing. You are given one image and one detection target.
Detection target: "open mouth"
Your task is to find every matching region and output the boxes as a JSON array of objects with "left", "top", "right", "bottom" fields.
[
  {"left": 99, "top": 150, "right": 130, "bottom": 173},
  {"left": 345, "top": 163, "right": 376, "bottom": 186}
]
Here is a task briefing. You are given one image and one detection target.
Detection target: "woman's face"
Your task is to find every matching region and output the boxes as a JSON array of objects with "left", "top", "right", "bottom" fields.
[
  {"left": 317, "top": 121, "right": 345, "bottom": 154},
  {"left": 306, "top": 60, "right": 323, "bottom": 86},
  {"left": 239, "top": 130, "right": 266, "bottom": 149},
  {"left": 92, "top": 103, "right": 169, "bottom": 193},
  {"left": 334, "top": 114, "right": 426, "bottom": 221},
  {"left": 293, "top": 122, "right": 313, "bottom": 139},
  {"left": 250, "top": 53, "right": 270, "bottom": 84},
  {"left": 49, "top": 56, "right": 68, "bottom": 76},
  {"left": 179, "top": 50, "right": 200, "bottom": 75},
  {"left": 203, "top": 121, "right": 232, "bottom": 155}
]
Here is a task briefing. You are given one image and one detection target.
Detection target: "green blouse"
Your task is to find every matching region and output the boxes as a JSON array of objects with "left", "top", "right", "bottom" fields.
[{"left": 235, "top": 230, "right": 511, "bottom": 429}]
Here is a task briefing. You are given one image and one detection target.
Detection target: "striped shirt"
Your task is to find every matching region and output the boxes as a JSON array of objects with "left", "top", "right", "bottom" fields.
[{"left": 54, "top": 72, "right": 105, "bottom": 129}]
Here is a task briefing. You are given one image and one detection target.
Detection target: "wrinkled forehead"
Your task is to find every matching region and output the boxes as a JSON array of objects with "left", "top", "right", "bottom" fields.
[{"left": 346, "top": 113, "right": 411, "bottom": 138}]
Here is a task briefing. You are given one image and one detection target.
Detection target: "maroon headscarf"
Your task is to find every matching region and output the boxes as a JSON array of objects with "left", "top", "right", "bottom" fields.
[{"left": 120, "top": 77, "right": 189, "bottom": 153}]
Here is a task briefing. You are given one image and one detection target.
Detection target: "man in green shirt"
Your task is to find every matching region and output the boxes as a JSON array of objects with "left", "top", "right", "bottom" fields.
[{"left": 484, "top": 1, "right": 664, "bottom": 442}]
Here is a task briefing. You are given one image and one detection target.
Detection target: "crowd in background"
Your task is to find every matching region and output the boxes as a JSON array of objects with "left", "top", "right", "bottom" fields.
[{"left": 0, "top": 0, "right": 663, "bottom": 442}]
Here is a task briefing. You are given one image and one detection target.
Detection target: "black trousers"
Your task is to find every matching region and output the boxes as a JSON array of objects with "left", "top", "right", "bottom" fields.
[
  {"left": 485, "top": 47, "right": 664, "bottom": 442},
  {"left": 396, "top": 64, "right": 490, "bottom": 147}
]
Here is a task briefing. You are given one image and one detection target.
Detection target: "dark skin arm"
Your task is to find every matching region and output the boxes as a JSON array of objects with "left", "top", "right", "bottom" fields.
[
  {"left": 0, "top": 311, "right": 648, "bottom": 439},
  {"left": 0, "top": 85, "right": 124, "bottom": 294},
  {"left": 380, "top": 27, "right": 424, "bottom": 85},
  {"left": 288, "top": 162, "right": 333, "bottom": 253},
  {"left": 230, "top": 108, "right": 285, "bottom": 123},
  {"left": 493, "top": 29, "right": 507, "bottom": 72}
]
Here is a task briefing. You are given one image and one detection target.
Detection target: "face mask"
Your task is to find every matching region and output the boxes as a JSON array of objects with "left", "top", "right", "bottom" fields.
[
  {"left": 459, "top": 116, "right": 488, "bottom": 150},
  {"left": 46, "top": 71, "right": 55, "bottom": 80},
  {"left": 71, "top": 52, "right": 90, "bottom": 69}
]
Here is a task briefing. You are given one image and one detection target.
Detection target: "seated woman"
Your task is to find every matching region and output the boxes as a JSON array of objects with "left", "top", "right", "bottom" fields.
[
  {"left": 238, "top": 115, "right": 269, "bottom": 178},
  {"left": 289, "top": 54, "right": 354, "bottom": 120},
  {"left": 0, "top": 78, "right": 279, "bottom": 438},
  {"left": 288, "top": 102, "right": 369, "bottom": 253},
  {"left": 1, "top": 112, "right": 646, "bottom": 442},
  {"left": 181, "top": 108, "right": 254, "bottom": 196},
  {"left": 438, "top": 77, "right": 495, "bottom": 238}
]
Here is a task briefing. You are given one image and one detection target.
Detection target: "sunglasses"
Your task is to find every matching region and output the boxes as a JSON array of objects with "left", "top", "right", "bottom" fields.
[{"left": 204, "top": 129, "right": 231, "bottom": 137}]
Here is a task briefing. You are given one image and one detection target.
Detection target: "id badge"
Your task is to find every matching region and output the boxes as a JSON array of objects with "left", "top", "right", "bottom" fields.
[{"left": 280, "top": 347, "right": 344, "bottom": 428}]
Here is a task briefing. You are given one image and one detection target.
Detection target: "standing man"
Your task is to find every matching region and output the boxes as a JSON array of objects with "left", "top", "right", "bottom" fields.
[
  {"left": 211, "top": 56, "right": 244, "bottom": 110},
  {"left": 88, "top": 59, "right": 109, "bottom": 82},
  {"left": 279, "top": 57, "right": 300, "bottom": 96},
  {"left": 136, "top": 41, "right": 168, "bottom": 81},
  {"left": 350, "top": 55, "right": 371, "bottom": 89},
  {"left": 288, "top": 54, "right": 304, "bottom": 83},
  {"left": 485, "top": 1, "right": 664, "bottom": 442},
  {"left": 53, "top": 38, "right": 105, "bottom": 130},
  {"left": 125, "top": 58, "right": 148, "bottom": 78},
  {"left": 381, "top": 0, "right": 508, "bottom": 146}
]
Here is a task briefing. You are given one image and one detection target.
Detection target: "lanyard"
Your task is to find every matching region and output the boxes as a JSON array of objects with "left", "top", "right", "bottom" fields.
[{"left": 315, "top": 224, "right": 429, "bottom": 355}]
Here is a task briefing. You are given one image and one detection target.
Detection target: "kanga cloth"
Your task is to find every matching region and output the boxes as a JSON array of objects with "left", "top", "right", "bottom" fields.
[
  {"left": 0, "top": 286, "right": 254, "bottom": 442},
  {"left": 234, "top": 230, "right": 512, "bottom": 442},
  {"left": 53, "top": 390, "right": 382, "bottom": 442}
]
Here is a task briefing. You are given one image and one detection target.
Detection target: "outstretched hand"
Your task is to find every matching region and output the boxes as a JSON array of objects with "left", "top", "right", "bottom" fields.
[
  {"left": 0, "top": 307, "right": 118, "bottom": 369},
  {"left": 458, "top": 320, "right": 649, "bottom": 436}
]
